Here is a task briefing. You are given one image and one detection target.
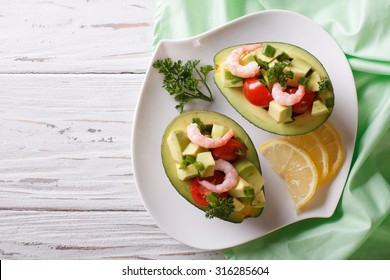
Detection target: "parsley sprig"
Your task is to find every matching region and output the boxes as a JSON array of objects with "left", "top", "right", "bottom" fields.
[
  {"left": 192, "top": 117, "right": 207, "bottom": 134},
  {"left": 267, "top": 61, "right": 294, "bottom": 87},
  {"left": 153, "top": 58, "right": 214, "bottom": 113},
  {"left": 318, "top": 77, "right": 331, "bottom": 92},
  {"left": 205, "top": 197, "right": 235, "bottom": 220}
]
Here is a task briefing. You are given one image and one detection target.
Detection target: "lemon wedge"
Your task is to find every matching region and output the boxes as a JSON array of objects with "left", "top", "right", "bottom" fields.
[
  {"left": 259, "top": 139, "right": 318, "bottom": 209},
  {"left": 284, "top": 132, "right": 329, "bottom": 185},
  {"left": 313, "top": 121, "right": 345, "bottom": 184}
]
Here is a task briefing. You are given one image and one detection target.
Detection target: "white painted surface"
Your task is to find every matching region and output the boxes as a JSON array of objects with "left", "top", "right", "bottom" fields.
[{"left": 0, "top": 0, "right": 223, "bottom": 259}]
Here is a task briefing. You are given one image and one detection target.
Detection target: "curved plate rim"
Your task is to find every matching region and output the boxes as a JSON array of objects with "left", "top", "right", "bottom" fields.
[{"left": 132, "top": 9, "right": 357, "bottom": 250}]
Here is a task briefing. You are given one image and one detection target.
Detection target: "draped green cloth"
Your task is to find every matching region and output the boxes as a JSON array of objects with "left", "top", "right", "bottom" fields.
[{"left": 152, "top": 0, "right": 390, "bottom": 259}]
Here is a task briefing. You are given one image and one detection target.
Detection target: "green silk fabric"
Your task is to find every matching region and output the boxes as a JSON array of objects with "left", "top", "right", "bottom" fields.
[{"left": 152, "top": 0, "right": 390, "bottom": 259}]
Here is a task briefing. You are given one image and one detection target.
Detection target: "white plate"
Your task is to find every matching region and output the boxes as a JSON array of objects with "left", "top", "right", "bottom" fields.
[{"left": 132, "top": 10, "right": 357, "bottom": 250}]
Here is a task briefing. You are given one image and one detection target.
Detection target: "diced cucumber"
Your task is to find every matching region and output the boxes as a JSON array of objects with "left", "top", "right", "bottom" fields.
[
  {"left": 276, "top": 51, "right": 290, "bottom": 61},
  {"left": 220, "top": 64, "right": 243, "bottom": 87},
  {"left": 262, "top": 44, "right": 276, "bottom": 57},
  {"left": 254, "top": 47, "right": 280, "bottom": 63}
]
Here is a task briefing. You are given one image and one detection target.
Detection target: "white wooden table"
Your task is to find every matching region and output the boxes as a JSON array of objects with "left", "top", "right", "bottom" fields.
[{"left": 0, "top": 0, "right": 223, "bottom": 260}]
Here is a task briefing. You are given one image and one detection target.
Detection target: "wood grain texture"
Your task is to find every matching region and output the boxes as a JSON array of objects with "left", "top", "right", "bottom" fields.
[
  {"left": 0, "top": 74, "right": 224, "bottom": 259},
  {"left": 1, "top": 74, "right": 138, "bottom": 211},
  {"left": 0, "top": 0, "right": 155, "bottom": 74},
  {"left": 0, "top": 210, "right": 223, "bottom": 259},
  {"left": 0, "top": 0, "right": 226, "bottom": 259}
]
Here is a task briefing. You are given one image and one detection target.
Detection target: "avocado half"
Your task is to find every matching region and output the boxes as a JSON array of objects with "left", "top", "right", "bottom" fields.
[
  {"left": 214, "top": 42, "right": 334, "bottom": 135},
  {"left": 161, "top": 111, "right": 264, "bottom": 223}
]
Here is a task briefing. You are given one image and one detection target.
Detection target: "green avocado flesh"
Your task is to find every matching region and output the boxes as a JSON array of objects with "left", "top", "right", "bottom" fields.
[
  {"left": 161, "top": 111, "right": 265, "bottom": 223},
  {"left": 214, "top": 42, "right": 334, "bottom": 135}
]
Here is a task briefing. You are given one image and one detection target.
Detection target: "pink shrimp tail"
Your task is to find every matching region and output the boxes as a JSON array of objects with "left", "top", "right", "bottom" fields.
[
  {"left": 272, "top": 83, "right": 306, "bottom": 106},
  {"left": 225, "top": 44, "right": 263, "bottom": 78},
  {"left": 186, "top": 123, "right": 234, "bottom": 149},
  {"left": 199, "top": 159, "right": 239, "bottom": 193}
]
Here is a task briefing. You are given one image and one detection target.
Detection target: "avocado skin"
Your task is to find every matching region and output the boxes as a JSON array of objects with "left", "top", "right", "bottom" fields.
[
  {"left": 161, "top": 111, "right": 264, "bottom": 223},
  {"left": 214, "top": 42, "right": 334, "bottom": 135}
]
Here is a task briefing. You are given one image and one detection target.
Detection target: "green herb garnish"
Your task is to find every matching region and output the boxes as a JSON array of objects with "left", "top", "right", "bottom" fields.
[
  {"left": 194, "top": 161, "right": 204, "bottom": 172},
  {"left": 244, "top": 187, "right": 255, "bottom": 198},
  {"left": 325, "top": 97, "right": 335, "bottom": 107},
  {"left": 205, "top": 197, "right": 235, "bottom": 220},
  {"left": 256, "top": 59, "right": 270, "bottom": 71},
  {"left": 179, "top": 155, "right": 195, "bottom": 169},
  {"left": 318, "top": 77, "right": 331, "bottom": 92},
  {"left": 206, "top": 192, "right": 219, "bottom": 204},
  {"left": 267, "top": 61, "right": 294, "bottom": 87},
  {"left": 276, "top": 52, "right": 290, "bottom": 62},
  {"left": 192, "top": 118, "right": 207, "bottom": 134},
  {"left": 298, "top": 77, "right": 309, "bottom": 86},
  {"left": 152, "top": 58, "right": 214, "bottom": 113},
  {"left": 255, "top": 56, "right": 269, "bottom": 70}
]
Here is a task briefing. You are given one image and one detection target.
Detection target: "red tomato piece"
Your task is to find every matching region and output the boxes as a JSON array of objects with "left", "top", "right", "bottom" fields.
[
  {"left": 243, "top": 77, "right": 273, "bottom": 107},
  {"left": 211, "top": 139, "right": 247, "bottom": 162},
  {"left": 190, "top": 180, "right": 209, "bottom": 206},
  {"left": 287, "top": 87, "right": 315, "bottom": 114},
  {"left": 190, "top": 171, "right": 227, "bottom": 206}
]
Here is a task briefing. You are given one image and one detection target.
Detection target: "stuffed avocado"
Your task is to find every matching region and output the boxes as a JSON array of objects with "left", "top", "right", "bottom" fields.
[
  {"left": 161, "top": 111, "right": 265, "bottom": 223},
  {"left": 214, "top": 42, "right": 334, "bottom": 135}
]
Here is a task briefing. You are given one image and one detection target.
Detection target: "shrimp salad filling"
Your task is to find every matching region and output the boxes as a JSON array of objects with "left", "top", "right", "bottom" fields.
[
  {"left": 214, "top": 42, "right": 334, "bottom": 135},
  {"left": 165, "top": 115, "right": 265, "bottom": 222}
]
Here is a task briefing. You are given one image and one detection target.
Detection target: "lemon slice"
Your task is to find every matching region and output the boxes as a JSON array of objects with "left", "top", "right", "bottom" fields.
[
  {"left": 313, "top": 121, "right": 345, "bottom": 184},
  {"left": 284, "top": 133, "right": 329, "bottom": 185},
  {"left": 259, "top": 139, "right": 318, "bottom": 209}
]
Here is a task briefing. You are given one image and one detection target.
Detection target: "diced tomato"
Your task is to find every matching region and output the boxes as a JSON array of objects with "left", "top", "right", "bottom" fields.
[
  {"left": 243, "top": 77, "right": 273, "bottom": 107},
  {"left": 190, "top": 171, "right": 227, "bottom": 206},
  {"left": 287, "top": 87, "right": 315, "bottom": 114},
  {"left": 211, "top": 139, "right": 247, "bottom": 162},
  {"left": 190, "top": 180, "right": 209, "bottom": 206}
]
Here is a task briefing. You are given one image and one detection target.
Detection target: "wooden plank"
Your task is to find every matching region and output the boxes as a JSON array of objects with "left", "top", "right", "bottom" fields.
[
  {"left": 0, "top": 74, "right": 141, "bottom": 211},
  {"left": 0, "top": 73, "right": 224, "bottom": 259},
  {"left": 0, "top": 0, "right": 155, "bottom": 74},
  {"left": 0, "top": 210, "right": 224, "bottom": 259},
  {"left": 0, "top": 0, "right": 227, "bottom": 260}
]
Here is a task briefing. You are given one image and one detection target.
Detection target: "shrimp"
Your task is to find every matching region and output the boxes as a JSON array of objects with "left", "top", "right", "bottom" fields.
[
  {"left": 186, "top": 123, "right": 234, "bottom": 149},
  {"left": 199, "top": 159, "right": 239, "bottom": 193},
  {"left": 225, "top": 44, "right": 262, "bottom": 78},
  {"left": 271, "top": 83, "right": 306, "bottom": 106}
]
